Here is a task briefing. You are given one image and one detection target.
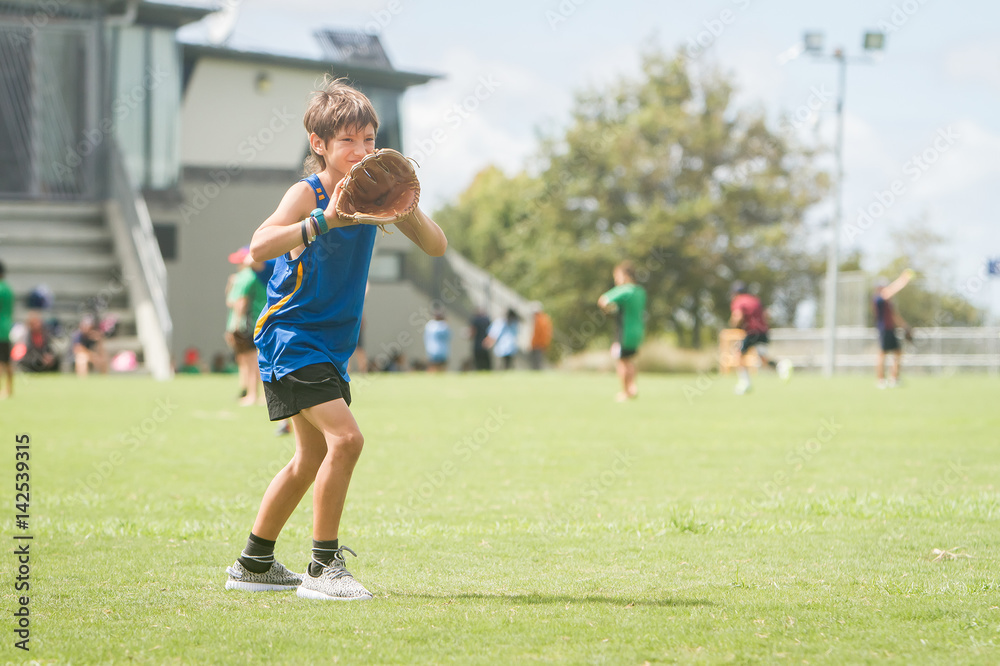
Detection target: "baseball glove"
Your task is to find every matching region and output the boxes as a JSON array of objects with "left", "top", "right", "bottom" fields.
[{"left": 335, "top": 148, "right": 420, "bottom": 226}]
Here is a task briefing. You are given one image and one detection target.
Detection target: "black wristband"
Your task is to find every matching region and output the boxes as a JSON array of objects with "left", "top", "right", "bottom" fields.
[{"left": 301, "top": 220, "right": 311, "bottom": 247}]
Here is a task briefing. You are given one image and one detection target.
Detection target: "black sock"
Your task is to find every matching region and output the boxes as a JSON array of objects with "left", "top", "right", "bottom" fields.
[
  {"left": 308, "top": 538, "right": 339, "bottom": 576},
  {"left": 238, "top": 533, "right": 276, "bottom": 573}
]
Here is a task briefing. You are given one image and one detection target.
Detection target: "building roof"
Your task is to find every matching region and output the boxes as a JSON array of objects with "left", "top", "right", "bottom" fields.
[
  {"left": 108, "top": 0, "right": 218, "bottom": 27},
  {"left": 177, "top": 9, "right": 439, "bottom": 89},
  {"left": 2, "top": 0, "right": 215, "bottom": 24}
]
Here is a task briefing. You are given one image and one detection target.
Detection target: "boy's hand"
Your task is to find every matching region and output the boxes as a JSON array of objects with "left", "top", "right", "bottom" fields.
[
  {"left": 322, "top": 176, "right": 350, "bottom": 228},
  {"left": 334, "top": 149, "right": 420, "bottom": 225}
]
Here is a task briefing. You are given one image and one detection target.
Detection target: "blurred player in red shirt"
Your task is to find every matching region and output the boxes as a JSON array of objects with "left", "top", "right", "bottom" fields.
[{"left": 729, "top": 281, "right": 791, "bottom": 394}]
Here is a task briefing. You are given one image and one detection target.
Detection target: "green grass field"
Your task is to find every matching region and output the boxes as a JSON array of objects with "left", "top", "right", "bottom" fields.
[{"left": 2, "top": 370, "right": 998, "bottom": 664}]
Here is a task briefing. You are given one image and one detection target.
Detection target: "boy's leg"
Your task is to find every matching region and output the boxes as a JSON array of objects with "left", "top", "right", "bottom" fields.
[
  {"left": 236, "top": 352, "right": 247, "bottom": 400},
  {"left": 0, "top": 361, "right": 10, "bottom": 398},
  {"left": 93, "top": 345, "right": 108, "bottom": 374},
  {"left": 239, "top": 351, "right": 262, "bottom": 406},
  {"left": 298, "top": 398, "right": 364, "bottom": 541},
  {"left": 875, "top": 350, "right": 886, "bottom": 383},
  {"left": 295, "top": 398, "right": 373, "bottom": 600},
  {"left": 735, "top": 350, "right": 752, "bottom": 394},
  {"left": 226, "top": 412, "right": 326, "bottom": 591},
  {"left": 74, "top": 349, "right": 89, "bottom": 377},
  {"left": 250, "top": 412, "right": 328, "bottom": 540},
  {"left": 889, "top": 350, "right": 902, "bottom": 384},
  {"left": 615, "top": 359, "right": 629, "bottom": 401},
  {"left": 624, "top": 359, "right": 638, "bottom": 398}
]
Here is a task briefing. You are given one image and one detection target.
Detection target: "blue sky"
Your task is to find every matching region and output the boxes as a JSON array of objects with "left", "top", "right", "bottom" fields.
[{"left": 192, "top": 0, "right": 1000, "bottom": 317}]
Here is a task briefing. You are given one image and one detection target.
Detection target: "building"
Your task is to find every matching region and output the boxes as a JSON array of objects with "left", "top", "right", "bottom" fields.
[{"left": 1, "top": 0, "right": 536, "bottom": 376}]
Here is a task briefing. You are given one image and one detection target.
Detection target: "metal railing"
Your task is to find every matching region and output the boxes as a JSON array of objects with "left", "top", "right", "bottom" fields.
[
  {"left": 769, "top": 326, "right": 1000, "bottom": 374},
  {"left": 106, "top": 139, "right": 173, "bottom": 379}
]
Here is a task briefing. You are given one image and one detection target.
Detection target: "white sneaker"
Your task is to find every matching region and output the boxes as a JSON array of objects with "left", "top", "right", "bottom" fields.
[
  {"left": 296, "top": 547, "right": 373, "bottom": 601},
  {"left": 225, "top": 560, "right": 302, "bottom": 591},
  {"left": 776, "top": 359, "right": 794, "bottom": 382},
  {"left": 734, "top": 380, "right": 751, "bottom": 395}
]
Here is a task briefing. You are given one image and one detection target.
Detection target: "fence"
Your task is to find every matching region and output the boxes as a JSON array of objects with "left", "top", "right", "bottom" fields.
[
  {"left": 768, "top": 327, "right": 1000, "bottom": 374},
  {"left": 0, "top": 11, "right": 105, "bottom": 200},
  {"left": 106, "top": 139, "right": 173, "bottom": 380}
]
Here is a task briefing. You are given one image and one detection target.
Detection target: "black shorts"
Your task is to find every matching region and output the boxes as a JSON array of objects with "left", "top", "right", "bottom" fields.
[
  {"left": 879, "top": 329, "right": 901, "bottom": 352},
  {"left": 0, "top": 341, "right": 10, "bottom": 363},
  {"left": 231, "top": 331, "right": 256, "bottom": 354},
  {"left": 619, "top": 346, "right": 638, "bottom": 359},
  {"left": 740, "top": 331, "right": 769, "bottom": 355},
  {"left": 262, "top": 363, "right": 351, "bottom": 421}
]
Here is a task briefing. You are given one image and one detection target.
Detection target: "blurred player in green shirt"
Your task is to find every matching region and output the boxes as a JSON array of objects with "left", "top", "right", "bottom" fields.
[{"left": 598, "top": 261, "right": 646, "bottom": 402}]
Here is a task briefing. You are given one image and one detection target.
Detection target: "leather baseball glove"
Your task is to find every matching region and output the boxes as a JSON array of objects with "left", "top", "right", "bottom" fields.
[{"left": 335, "top": 148, "right": 420, "bottom": 226}]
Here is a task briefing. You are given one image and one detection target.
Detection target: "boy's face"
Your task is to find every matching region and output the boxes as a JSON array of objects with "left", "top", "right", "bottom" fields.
[{"left": 317, "top": 124, "right": 376, "bottom": 177}]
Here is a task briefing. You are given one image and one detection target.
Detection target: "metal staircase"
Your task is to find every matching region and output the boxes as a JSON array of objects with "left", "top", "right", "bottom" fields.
[{"left": 0, "top": 201, "right": 142, "bottom": 367}]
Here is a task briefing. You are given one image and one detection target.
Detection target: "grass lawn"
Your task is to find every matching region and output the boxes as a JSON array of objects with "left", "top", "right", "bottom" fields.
[{"left": 1, "top": 370, "right": 998, "bottom": 664}]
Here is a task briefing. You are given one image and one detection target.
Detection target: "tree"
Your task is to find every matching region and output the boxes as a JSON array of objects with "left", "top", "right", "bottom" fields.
[
  {"left": 439, "top": 49, "right": 828, "bottom": 351},
  {"left": 874, "top": 220, "right": 984, "bottom": 327}
]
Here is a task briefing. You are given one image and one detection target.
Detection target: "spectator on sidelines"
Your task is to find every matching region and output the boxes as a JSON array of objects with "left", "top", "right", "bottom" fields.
[
  {"left": 468, "top": 308, "right": 492, "bottom": 371},
  {"left": 484, "top": 307, "right": 521, "bottom": 370},
  {"left": 873, "top": 268, "right": 915, "bottom": 389},
  {"left": 72, "top": 315, "right": 108, "bottom": 377},
  {"left": 178, "top": 347, "right": 205, "bottom": 374},
  {"left": 529, "top": 302, "right": 552, "bottom": 370},
  {"left": 20, "top": 311, "right": 59, "bottom": 373},
  {"left": 423, "top": 308, "right": 452, "bottom": 372},
  {"left": 0, "top": 260, "right": 14, "bottom": 397}
]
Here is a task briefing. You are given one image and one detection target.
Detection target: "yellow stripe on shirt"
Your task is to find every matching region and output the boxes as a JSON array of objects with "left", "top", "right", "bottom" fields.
[{"left": 254, "top": 261, "right": 303, "bottom": 338}]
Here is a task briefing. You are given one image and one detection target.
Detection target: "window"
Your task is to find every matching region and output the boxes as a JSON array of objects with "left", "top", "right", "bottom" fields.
[
  {"left": 153, "top": 222, "right": 178, "bottom": 261},
  {"left": 113, "top": 25, "right": 182, "bottom": 189}
]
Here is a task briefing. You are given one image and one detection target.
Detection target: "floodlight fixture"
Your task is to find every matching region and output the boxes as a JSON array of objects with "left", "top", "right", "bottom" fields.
[
  {"left": 863, "top": 31, "right": 885, "bottom": 52},
  {"left": 803, "top": 31, "right": 825, "bottom": 54}
]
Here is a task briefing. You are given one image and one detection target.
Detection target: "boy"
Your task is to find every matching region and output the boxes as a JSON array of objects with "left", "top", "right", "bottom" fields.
[
  {"left": 484, "top": 307, "right": 521, "bottom": 370},
  {"left": 224, "top": 79, "right": 447, "bottom": 600},
  {"left": 873, "top": 269, "right": 914, "bottom": 388},
  {"left": 728, "top": 281, "right": 792, "bottom": 394},
  {"left": 423, "top": 308, "right": 451, "bottom": 372},
  {"left": 598, "top": 261, "right": 646, "bottom": 401},
  {"left": 529, "top": 302, "right": 552, "bottom": 370}
]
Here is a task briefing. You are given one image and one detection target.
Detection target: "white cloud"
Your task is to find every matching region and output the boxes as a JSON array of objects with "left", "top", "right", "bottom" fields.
[
  {"left": 401, "top": 48, "right": 562, "bottom": 210},
  {"left": 906, "top": 120, "right": 1000, "bottom": 201}
]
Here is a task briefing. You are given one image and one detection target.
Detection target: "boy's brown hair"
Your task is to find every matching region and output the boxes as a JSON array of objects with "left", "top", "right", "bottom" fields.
[
  {"left": 302, "top": 77, "right": 379, "bottom": 175},
  {"left": 615, "top": 260, "right": 637, "bottom": 282}
]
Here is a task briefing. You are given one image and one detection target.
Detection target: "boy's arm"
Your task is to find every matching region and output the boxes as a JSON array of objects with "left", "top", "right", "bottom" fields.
[
  {"left": 598, "top": 286, "right": 620, "bottom": 313},
  {"left": 249, "top": 180, "right": 356, "bottom": 262},
  {"left": 881, "top": 268, "right": 915, "bottom": 301},
  {"left": 394, "top": 206, "right": 448, "bottom": 257}
]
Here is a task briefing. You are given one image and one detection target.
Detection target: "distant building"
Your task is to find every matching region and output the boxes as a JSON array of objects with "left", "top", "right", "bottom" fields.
[{"left": 0, "top": 1, "right": 533, "bottom": 375}]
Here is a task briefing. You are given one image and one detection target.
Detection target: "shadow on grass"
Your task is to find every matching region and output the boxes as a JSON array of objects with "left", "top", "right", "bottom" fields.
[{"left": 385, "top": 592, "right": 711, "bottom": 607}]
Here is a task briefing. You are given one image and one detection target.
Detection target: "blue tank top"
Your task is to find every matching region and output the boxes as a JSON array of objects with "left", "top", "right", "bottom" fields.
[{"left": 254, "top": 174, "right": 377, "bottom": 382}]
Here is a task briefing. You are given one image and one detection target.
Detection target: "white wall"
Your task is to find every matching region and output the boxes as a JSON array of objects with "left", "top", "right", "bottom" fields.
[{"left": 181, "top": 58, "right": 324, "bottom": 169}]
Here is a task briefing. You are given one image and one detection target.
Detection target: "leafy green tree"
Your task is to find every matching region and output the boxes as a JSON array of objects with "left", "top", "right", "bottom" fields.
[
  {"left": 439, "top": 50, "right": 828, "bottom": 351},
  {"left": 874, "top": 221, "right": 984, "bottom": 327}
]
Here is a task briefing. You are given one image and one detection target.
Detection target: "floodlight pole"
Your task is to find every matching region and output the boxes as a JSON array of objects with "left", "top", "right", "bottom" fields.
[{"left": 822, "top": 50, "right": 847, "bottom": 378}]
